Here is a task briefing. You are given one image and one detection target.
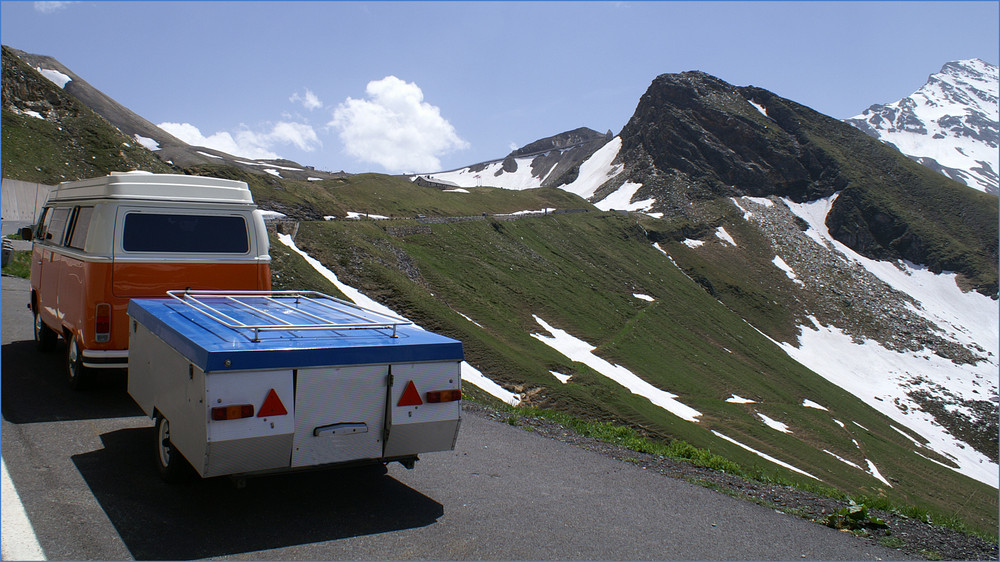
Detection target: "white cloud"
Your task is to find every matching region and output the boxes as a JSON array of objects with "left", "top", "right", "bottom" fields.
[
  {"left": 158, "top": 121, "right": 320, "bottom": 160},
  {"left": 34, "top": 1, "right": 73, "bottom": 13},
  {"left": 266, "top": 121, "right": 321, "bottom": 151},
  {"left": 290, "top": 89, "right": 322, "bottom": 111},
  {"left": 329, "top": 75, "right": 468, "bottom": 173}
]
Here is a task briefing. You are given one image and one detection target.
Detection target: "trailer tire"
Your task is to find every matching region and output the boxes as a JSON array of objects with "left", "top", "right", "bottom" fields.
[
  {"left": 33, "top": 308, "right": 56, "bottom": 352},
  {"left": 66, "top": 335, "right": 91, "bottom": 390},
  {"left": 155, "top": 414, "right": 193, "bottom": 484}
]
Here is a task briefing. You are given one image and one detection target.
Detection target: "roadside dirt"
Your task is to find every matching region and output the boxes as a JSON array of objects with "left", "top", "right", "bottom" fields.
[{"left": 463, "top": 403, "right": 998, "bottom": 561}]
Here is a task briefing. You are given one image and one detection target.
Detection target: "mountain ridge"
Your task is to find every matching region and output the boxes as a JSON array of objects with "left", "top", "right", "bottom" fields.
[{"left": 4, "top": 46, "right": 349, "bottom": 183}]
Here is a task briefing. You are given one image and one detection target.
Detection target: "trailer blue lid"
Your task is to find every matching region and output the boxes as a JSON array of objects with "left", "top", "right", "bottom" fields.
[{"left": 127, "top": 294, "right": 463, "bottom": 372}]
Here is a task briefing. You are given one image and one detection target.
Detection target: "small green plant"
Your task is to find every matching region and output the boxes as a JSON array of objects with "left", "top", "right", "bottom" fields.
[
  {"left": 2, "top": 250, "right": 32, "bottom": 279},
  {"left": 824, "top": 500, "right": 889, "bottom": 532},
  {"left": 921, "top": 549, "right": 944, "bottom": 561},
  {"left": 879, "top": 535, "right": 905, "bottom": 549}
]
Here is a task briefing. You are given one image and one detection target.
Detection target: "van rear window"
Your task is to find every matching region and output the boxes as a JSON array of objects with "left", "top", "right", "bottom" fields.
[{"left": 123, "top": 213, "right": 249, "bottom": 253}]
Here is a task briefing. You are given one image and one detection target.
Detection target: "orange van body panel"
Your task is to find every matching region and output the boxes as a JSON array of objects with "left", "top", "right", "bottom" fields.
[
  {"left": 111, "top": 262, "right": 271, "bottom": 298},
  {"left": 33, "top": 251, "right": 271, "bottom": 352}
]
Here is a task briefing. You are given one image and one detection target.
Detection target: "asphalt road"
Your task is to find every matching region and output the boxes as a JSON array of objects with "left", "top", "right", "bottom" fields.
[{"left": 1, "top": 274, "right": 912, "bottom": 560}]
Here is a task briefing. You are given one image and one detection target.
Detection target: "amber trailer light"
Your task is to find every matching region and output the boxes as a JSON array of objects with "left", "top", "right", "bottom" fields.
[
  {"left": 211, "top": 404, "right": 254, "bottom": 421},
  {"left": 96, "top": 303, "right": 112, "bottom": 342},
  {"left": 426, "top": 389, "right": 461, "bottom": 403}
]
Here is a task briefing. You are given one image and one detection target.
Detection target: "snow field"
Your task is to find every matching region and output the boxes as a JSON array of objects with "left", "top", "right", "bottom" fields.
[
  {"left": 772, "top": 195, "right": 999, "bottom": 488},
  {"left": 36, "top": 66, "right": 71, "bottom": 88}
]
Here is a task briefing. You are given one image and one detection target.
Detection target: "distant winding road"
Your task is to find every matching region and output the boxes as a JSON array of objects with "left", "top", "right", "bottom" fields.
[{"left": 1, "top": 275, "right": 910, "bottom": 560}]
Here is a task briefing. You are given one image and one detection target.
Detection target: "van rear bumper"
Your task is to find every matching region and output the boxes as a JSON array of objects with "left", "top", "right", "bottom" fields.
[{"left": 82, "top": 349, "right": 129, "bottom": 369}]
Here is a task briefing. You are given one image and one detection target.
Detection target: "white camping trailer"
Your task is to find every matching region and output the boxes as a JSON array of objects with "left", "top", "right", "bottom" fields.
[{"left": 126, "top": 290, "right": 464, "bottom": 481}]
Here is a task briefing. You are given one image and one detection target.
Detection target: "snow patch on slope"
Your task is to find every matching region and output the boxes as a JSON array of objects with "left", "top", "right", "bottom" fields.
[
  {"left": 36, "top": 67, "right": 71, "bottom": 88},
  {"left": 531, "top": 315, "right": 701, "bottom": 422},
  {"left": 711, "top": 431, "right": 820, "bottom": 481},
  {"left": 420, "top": 157, "right": 551, "bottom": 190},
  {"left": 560, "top": 136, "right": 625, "bottom": 200}
]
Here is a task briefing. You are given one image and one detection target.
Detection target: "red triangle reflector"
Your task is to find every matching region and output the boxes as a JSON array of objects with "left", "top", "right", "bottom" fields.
[
  {"left": 258, "top": 388, "right": 288, "bottom": 417},
  {"left": 398, "top": 380, "right": 423, "bottom": 406}
]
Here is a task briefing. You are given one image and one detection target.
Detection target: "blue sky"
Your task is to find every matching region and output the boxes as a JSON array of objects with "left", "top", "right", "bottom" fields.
[{"left": 2, "top": 1, "right": 998, "bottom": 174}]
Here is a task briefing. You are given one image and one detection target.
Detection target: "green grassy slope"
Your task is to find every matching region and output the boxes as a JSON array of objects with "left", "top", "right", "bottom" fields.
[
  {"left": 286, "top": 210, "right": 997, "bottom": 533},
  {"left": 2, "top": 47, "right": 175, "bottom": 184}
]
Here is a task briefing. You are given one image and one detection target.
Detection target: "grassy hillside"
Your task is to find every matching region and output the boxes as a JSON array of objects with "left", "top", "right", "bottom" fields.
[
  {"left": 2, "top": 46, "right": 174, "bottom": 184},
  {"left": 284, "top": 210, "right": 998, "bottom": 534}
]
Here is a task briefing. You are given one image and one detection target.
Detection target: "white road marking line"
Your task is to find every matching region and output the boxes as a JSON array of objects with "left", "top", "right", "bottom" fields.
[{"left": 1, "top": 458, "right": 46, "bottom": 561}]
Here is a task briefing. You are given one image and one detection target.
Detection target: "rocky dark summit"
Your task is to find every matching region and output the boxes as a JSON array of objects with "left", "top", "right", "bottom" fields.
[
  {"left": 618, "top": 72, "right": 846, "bottom": 202},
  {"left": 609, "top": 70, "right": 999, "bottom": 297}
]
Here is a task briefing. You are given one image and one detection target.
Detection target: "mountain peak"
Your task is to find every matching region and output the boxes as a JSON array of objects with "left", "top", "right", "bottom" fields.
[
  {"left": 508, "top": 127, "right": 611, "bottom": 159},
  {"left": 845, "top": 59, "right": 999, "bottom": 194}
]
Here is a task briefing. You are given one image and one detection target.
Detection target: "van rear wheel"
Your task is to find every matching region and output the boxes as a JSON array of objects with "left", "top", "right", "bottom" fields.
[
  {"left": 33, "top": 309, "right": 56, "bottom": 352},
  {"left": 66, "top": 336, "right": 91, "bottom": 390}
]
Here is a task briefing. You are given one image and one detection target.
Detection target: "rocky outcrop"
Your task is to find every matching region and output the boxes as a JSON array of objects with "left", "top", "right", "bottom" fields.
[{"left": 617, "top": 72, "right": 848, "bottom": 202}]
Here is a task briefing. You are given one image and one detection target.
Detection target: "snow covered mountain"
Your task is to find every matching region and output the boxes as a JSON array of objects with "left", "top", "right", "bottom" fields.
[{"left": 844, "top": 59, "right": 999, "bottom": 195}]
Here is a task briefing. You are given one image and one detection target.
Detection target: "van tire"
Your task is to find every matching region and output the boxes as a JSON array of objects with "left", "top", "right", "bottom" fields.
[
  {"left": 66, "top": 336, "right": 91, "bottom": 390},
  {"left": 33, "top": 309, "right": 57, "bottom": 352},
  {"left": 155, "top": 414, "right": 193, "bottom": 484}
]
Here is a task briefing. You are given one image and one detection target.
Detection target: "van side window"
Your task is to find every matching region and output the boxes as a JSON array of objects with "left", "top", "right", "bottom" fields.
[
  {"left": 34, "top": 207, "right": 51, "bottom": 241},
  {"left": 122, "top": 213, "right": 249, "bottom": 253},
  {"left": 67, "top": 207, "right": 95, "bottom": 250},
  {"left": 41, "top": 207, "right": 71, "bottom": 245}
]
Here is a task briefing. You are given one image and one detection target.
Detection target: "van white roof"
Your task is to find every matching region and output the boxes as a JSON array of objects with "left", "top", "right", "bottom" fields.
[{"left": 48, "top": 172, "right": 255, "bottom": 205}]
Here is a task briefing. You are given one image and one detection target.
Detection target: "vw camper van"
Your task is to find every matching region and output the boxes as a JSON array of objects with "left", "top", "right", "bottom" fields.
[{"left": 23, "top": 172, "right": 271, "bottom": 388}]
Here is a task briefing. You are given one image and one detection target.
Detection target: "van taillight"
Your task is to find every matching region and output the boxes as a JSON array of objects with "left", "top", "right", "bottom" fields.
[{"left": 96, "top": 303, "right": 111, "bottom": 342}]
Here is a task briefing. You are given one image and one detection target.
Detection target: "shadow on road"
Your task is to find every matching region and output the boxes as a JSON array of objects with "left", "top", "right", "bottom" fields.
[
  {"left": 73, "top": 427, "right": 445, "bottom": 560},
  {"left": 2, "top": 339, "right": 145, "bottom": 423}
]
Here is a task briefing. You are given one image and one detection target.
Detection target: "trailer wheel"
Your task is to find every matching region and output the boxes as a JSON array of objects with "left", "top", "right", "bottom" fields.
[
  {"left": 154, "top": 414, "right": 192, "bottom": 483},
  {"left": 66, "top": 335, "right": 91, "bottom": 390},
  {"left": 33, "top": 307, "right": 56, "bottom": 352}
]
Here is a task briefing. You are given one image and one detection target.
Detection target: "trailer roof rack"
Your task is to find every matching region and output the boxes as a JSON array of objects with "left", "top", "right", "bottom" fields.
[{"left": 166, "top": 290, "right": 412, "bottom": 342}]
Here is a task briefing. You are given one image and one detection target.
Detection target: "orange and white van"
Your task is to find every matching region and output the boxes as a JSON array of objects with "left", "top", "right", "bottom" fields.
[{"left": 23, "top": 172, "right": 271, "bottom": 388}]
